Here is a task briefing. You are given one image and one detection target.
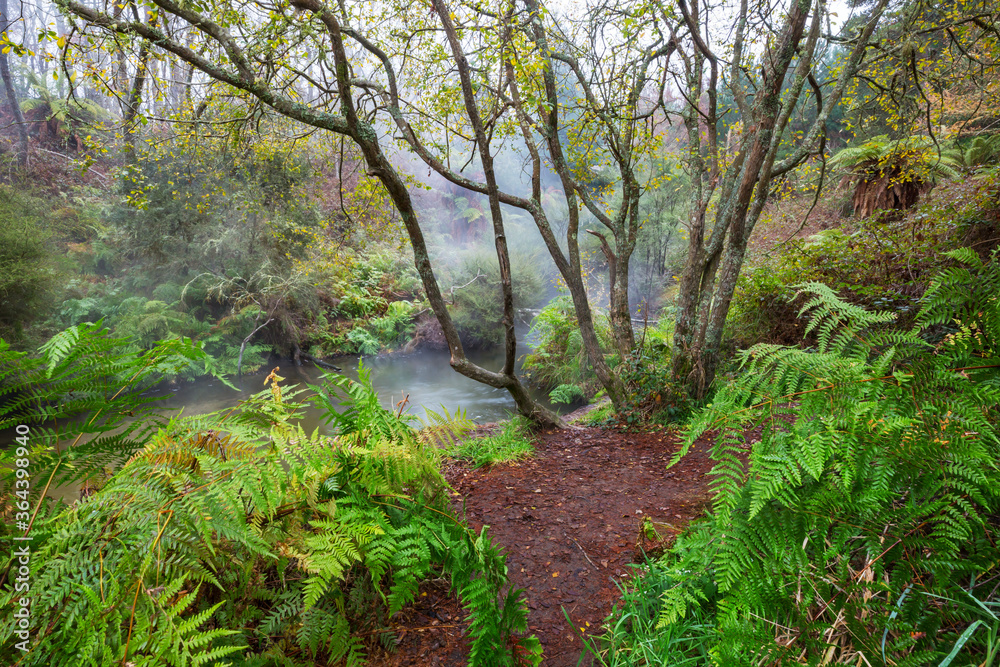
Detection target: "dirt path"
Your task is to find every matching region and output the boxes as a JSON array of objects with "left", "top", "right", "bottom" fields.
[{"left": 369, "top": 425, "right": 716, "bottom": 666}]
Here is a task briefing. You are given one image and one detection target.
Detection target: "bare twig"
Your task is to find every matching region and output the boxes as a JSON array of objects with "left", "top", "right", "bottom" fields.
[
  {"left": 237, "top": 317, "right": 273, "bottom": 378},
  {"left": 35, "top": 147, "right": 109, "bottom": 184},
  {"left": 569, "top": 534, "right": 600, "bottom": 570},
  {"left": 447, "top": 270, "right": 486, "bottom": 304}
]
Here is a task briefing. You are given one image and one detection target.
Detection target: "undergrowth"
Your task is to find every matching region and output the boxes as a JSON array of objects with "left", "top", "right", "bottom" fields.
[
  {"left": 580, "top": 549, "right": 716, "bottom": 667},
  {"left": 0, "top": 325, "right": 542, "bottom": 666},
  {"left": 445, "top": 416, "right": 536, "bottom": 468},
  {"left": 614, "top": 248, "right": 1000, "bottom": 665},
  {"left": 729, "top": 168, "right": 1000, "bottom": 346},
  {"left": 575, "top": 401, "right": 616, "bottom": 427},
  {"left": 522, "top": 295, "right": 614, "bottom": 399}
]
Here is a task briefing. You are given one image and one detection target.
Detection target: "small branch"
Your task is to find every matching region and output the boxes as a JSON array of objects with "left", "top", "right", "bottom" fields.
[
  {"left": 448, "top": 270, "right": 486, "bottom": 304},
  {"left": 236, "top": 318, "right": 273, "bottom": 378},
  {"left": 299, "top": 352, "right": 342, "bottom": 371},
  {"left": 35, "top": 148, "right": 109, "bottom": 184},
  {"left": 569, "top": 535, "right": 600, "bottom": 570}
]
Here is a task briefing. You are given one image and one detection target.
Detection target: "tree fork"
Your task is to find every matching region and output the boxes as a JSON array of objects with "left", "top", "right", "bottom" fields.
[{"left": 60, "top": 0, "right": 565, "bottom": 428}]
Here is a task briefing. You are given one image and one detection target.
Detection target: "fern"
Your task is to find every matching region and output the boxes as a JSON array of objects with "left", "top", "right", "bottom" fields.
[
  {"left": 0, "top": 322, "right": 219, "bottom": 494},
  {"left": 1, "top": 335, "right": 539, "bottom": 666},
  {"left": 549, "top": 383, "right": 585, "bottom": 404},
  {"left": 658, "top": 251, "right": 1000, "bottom": 664},
  {"left": 346, "top": 326, "right": 381, "bottom": 355}
]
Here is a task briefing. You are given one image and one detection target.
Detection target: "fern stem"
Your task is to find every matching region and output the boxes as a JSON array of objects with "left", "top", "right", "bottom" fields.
[
  {"left": 370, "top": 496, "right": 468, "bottom": 531},
  {"left": 23, "top": 460, "right": 60, "bottom": 536},
  {"left": 123, "top": 579, "right": 144, "bottom": 663}
]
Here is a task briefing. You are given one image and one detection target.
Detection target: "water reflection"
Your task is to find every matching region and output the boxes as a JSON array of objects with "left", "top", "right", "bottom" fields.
[
  {"left": 11, "top": 322, "right": 561, "bottom": 504},
  {"left": 148, "top": 345, "right": 559, "bottom": 432}
]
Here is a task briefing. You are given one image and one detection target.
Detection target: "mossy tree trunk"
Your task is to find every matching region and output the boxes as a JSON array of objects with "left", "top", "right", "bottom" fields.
[{"left": 671, "top": 0, "right": 890, "bottom": 398}]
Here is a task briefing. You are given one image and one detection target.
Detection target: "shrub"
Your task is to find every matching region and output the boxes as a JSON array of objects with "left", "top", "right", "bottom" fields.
[
  {"left": 449, "top": 250, "right": 546, "bottom": 349},
  {"left": 113, "top": 296, "right": 201, "bottom": 348},
  {"left": 0, "top": 187, "right": 54, "bottom": 342},
  {"left": 367, "top": 300, "right": 418, "bottom": 349},
  {"left": 728, "top": 168, "right": 1000, "bottom": 347},
  {"left": 337, "top": 283, "right": 387, "bottom": 318},
  {"left": 522, "top": 295, "right": 612, "bottom": 394},
  {"left": 618, "top": 349, "right": 693, "bottom": 428},
  {"left": 199, "top": 335, "right": 269, "bottom": 376}
]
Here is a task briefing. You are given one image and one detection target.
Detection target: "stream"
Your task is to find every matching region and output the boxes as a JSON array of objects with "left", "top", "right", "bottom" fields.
[{"left": 147, "top": 312, "right": 560, "bottom": 429}]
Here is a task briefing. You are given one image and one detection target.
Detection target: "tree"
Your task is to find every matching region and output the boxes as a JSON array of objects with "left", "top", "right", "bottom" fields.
[
  {"left": 515, "top": 0, "right": 676, "bottom": 362},
  {"left": 828, "top": 134, "right": 960, "bottom": 217},
  {"left": 841, "top": 0, "right": 1000, "bottom": 142},
  {"left": 330, "top": 0, "right": 677, "bottom": 410},
  {"left": 59, "top": 0, "right": 998, "bottom": 411},
  {"left": 0, "top": 0, "right": 29, "bottom": 166},
  {"left": 59, "top": 0, "right": 564, "bottom": 426},
  {"left": 665, "top": 0, "right": 891, "bottom": 397},
  {"left": 666, "top": 0, "right": 1000, "bottom": 397}
]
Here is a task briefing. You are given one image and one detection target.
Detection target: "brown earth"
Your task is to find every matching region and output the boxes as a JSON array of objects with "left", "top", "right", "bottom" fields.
[{"left": 368, "top": 423, "right": 717, "bottom": 666}]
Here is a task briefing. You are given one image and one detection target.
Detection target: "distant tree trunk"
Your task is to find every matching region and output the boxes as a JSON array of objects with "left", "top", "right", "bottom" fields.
[
  {"left": 122, "top": 2, "right": 151, "bottom": 153},
  {"left": 588, "top": 229, "right": 635, "bottom": 360},
  {"left": 0, "top": 0, "right": 28, "bottom": 167},
  {"left": 122, "top": 40, "right": 149, "bottom": 151}
]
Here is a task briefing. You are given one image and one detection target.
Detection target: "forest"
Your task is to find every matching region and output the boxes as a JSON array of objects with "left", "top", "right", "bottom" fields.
[{"left": 1, "top": 0, "right": 999, "bottom": 664}]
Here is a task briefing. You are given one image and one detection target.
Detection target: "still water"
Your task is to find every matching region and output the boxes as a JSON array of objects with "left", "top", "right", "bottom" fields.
[
  {"left": 25, "top": 320, "right": 561, "bottom": 502},
  {"left": 148, "top": 341, "right": 559, "bottom": 433}
]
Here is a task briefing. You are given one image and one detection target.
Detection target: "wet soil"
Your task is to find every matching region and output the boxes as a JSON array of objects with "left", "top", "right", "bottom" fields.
[{"left": 369, "top": 424, "right": 717, "bottom": 666}]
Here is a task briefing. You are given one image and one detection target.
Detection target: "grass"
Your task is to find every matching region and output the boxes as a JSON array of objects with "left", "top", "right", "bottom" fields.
[
  {"left": 573, "top": 401, "right": 615, "bottom": 427},
  {"left": 445, "top": 416, "right": 535, "bottom": 467},
  {"left": 579, "top": 559, "right": 716, "bottom": 666}
]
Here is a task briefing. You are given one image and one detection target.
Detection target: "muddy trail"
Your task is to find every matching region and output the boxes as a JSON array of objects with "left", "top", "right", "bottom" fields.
[{"left": 369, "top": 425, "right": 716, "bottom": 666}]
